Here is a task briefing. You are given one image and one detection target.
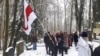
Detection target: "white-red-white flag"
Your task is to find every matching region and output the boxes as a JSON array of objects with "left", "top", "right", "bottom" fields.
[{"left": 24, "top": 0, "right": 37, "bottom": 35}]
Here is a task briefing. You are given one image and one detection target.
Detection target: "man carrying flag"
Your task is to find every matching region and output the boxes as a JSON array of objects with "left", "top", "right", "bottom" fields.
[{"left": 24, "top": 0, "right": 37, "bottom": 35}]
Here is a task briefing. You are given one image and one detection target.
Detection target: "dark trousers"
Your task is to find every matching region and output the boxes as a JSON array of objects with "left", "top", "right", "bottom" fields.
[
  {"left": 45, "top": 43, "right": 50, "bottom": 54},
  {"left": 54, "top": 46, "right": 58, "bottom": 56},
  {"left": 74, "top": 42, "right": 78, "bottom": 47},
  {"left": 60, "top": 47, "right": 63, "bottom": 56},
  {"left": 33, "top": 42, "right": 37, "bottom": 50},
  {"left": 57, "top": 46, "right": 63, "bottom": 56},
  {"left": 63, "top": 47, "right": 68, "bottom": 54},
  {"left": 49, "top": 42, "right": 55, "bottom": 55},
  {"left": 51, "top": 46, "right": 57, "bottom": 56}
]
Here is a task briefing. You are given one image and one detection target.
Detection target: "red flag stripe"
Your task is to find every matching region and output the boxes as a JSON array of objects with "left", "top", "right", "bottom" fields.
[{"left": 25, "top": 5, "right": 33, "bottom": 21}]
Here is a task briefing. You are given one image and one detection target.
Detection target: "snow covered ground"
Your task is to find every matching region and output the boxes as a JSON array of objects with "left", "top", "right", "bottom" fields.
[
  {"left": 0, "top": 40, "right": 99, "bottom": 56},
  {"left": 0, "top": 51, "right": 2, "bottom": 56},
  {"left": 20, "top": 43, "right": 78, "bottom": 56},
  {"left": 20, "top": 41, "right": 100, "bottom": 56}
]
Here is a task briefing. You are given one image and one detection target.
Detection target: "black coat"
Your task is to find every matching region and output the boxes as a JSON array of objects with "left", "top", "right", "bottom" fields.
[
  {"left": 32, "top": 35, "right": 37, "bottom": 43},
  {"left": 73, "top": 34, "right": 78, "bottom": 42},
  {"left": 56, "top": 34, "right": 64, "bottom": 47},
  {"left": 92, "top": 46, "right": 100, "bottom": 56},
  {"left": 44, "top": 35, "right": 50, "bottom": 44}
]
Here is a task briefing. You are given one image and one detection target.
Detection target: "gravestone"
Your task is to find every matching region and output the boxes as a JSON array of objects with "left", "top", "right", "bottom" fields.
[
  {"left": 5, "top": 47, "right": 14, "bottom": 56},
  {"left": 16, "top": 41, "right": 24, "bottom": 56}
]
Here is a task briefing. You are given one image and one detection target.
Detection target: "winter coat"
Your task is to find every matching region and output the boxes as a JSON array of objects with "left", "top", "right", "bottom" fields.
[
  {"left": 92, "top": 46, "right": 100, "bottom": 56},
  {"left": 56, "top": 33, "right": 64, "bottom": 48},
  {"left": 77, "top": 37, "right": 91, "bottom": 56},
  {"left": 32, "top": 35, "right": 37, "bottom": 43},
  {"left": 51, "top": 35, "right": 58, "bottom": 46},
  {"left": 73, "top": 34, "right": 78, "bottom": 42},
  {"left": 58, "top": 37, "right": 63, "bottom": 47},
  {"left": 63, "top": 36, "right": 69, "bottom": 48},
  {"left": 68, "top": 35, "right": 72, "bottom": 46},
  {"left": 44, "top": 35, "right": 50, "bottom": 44}
]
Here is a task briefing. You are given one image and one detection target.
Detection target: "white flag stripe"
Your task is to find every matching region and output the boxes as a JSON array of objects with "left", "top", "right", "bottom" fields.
[
  {"left": 24, "top": 25, "right": 31, "bottom": 35},
  {"left": 28, "top": 12, "right": 37, "bottom": 25}
]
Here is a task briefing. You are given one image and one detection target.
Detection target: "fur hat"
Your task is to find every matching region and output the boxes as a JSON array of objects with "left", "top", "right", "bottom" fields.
[{"left": 81, "top": 31, "right": 88, "bottom": 37}]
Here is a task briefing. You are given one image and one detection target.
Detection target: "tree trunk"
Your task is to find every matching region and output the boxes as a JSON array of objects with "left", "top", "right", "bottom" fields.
[
  {"left": 64, "top": 0, "right": 67, "bottom": 32},
  {"left": 89, "top": 0, "right": 91, "bottom": 29},
  {"left": 78, "top": 0, "right": 85, "bottom": 33},
  {"left": 3, "top": 0, "right": 9, "bottom": 56},
  {"left": 57, "top": 0, "right": 59, "bottom": 31},
  {"left": 54, "top": 11, "right": 56, "bottom": 32},
  {"left": 74, "top": 0, "right": 79, "bottom": 32},
  {"left": 70, "top": 0, "right": 73, "bottom": 34},
  {"left": 0, "top": 0, "right": 3, "bottom": 50},
  {"left": 2, "top": 0, "right": 6, "bottom": 51},
  {"left": 93, "top": 0, "right": 96, "bottom": 39},
  {"left": 88, "top": 0, "right": 92, "bottom": 41},
  {"left": 9, "top": 0, "right": 18, "bottom": 47},
  {"left": 75, "top": 0, "right": 85, "bottom": 34}
]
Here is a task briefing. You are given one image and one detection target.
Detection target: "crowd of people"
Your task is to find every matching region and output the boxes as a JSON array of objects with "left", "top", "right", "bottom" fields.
[
  {"left": 43, "top": 31, "right": 100, "bottom": 56},
  {"left": 44, "top": 31, "right": 78, "bottom": 56},
  {"left": 31, "top": 30, "right": 100, "bottom": 56}
]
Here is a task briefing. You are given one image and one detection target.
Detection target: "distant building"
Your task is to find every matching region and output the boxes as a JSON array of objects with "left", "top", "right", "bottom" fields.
[{"left": 93, "top": 22, "right": 100, "bottom": 35}]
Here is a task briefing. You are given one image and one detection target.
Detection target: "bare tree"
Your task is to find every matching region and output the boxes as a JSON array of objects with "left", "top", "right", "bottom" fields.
[
  {"left": 8, "top": 0, "right": 18, "bottom": 47},
  {"left": 3, "top": 0, "right": 9, "bottom": 55},
  {"left": 64, "top": 0, "right": 67, "bottom": 31},
  {"left": 74, "top": 0, "right": 85, "bottom": 33},
  {"left": 88, "top": 0, "right": 93, "bottom": 41},
  {"left": 70, "top": 0, "right": 73, "bottom": 34}
]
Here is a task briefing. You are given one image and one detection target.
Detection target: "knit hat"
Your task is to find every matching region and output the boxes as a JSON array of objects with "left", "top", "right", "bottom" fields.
[{"left": 81, "top": 31, "right": 88, "bottom": 37}]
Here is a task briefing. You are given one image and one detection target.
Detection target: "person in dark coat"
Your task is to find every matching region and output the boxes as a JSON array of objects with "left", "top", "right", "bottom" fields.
[
  {"left": 73, "top": 32, "right": 78, "bottom": 47},
  {"left": 56, "top": 31, "right": 64, "bottom": 56},
  {"left": 50, "top": 33, "right": 58, "bottom": 56},
  {"left": 56, "top": 32, "right": 60, "bottom": 53},
  {"left": 92, "top": 46, "right": 100, "bottom": 56},
  {"left": 44, "top": 32, "right": 51, "bottom": 55}
]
